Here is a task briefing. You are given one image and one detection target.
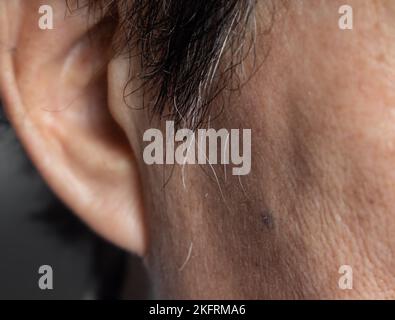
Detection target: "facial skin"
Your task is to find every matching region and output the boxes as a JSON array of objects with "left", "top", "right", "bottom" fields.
[{"left": 0, "top": 0, "right": 394, "bottom": 299}]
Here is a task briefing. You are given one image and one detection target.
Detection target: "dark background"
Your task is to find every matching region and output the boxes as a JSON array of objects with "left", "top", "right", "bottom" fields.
[{"left": 0, "top": 102, "right": 149, "bottom": 300}]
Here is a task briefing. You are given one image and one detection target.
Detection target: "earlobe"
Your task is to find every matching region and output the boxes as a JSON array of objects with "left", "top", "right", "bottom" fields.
[{"left": 0, "top": 1, "right": 147, "bottom": 255}]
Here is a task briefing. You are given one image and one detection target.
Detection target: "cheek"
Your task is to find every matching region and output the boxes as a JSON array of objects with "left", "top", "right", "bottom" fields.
[
  {"left": 310, "top": 8, "right": 394, "bottom": 115},
  {"left": 382, "top": 0, "right": 395, "bottom": 17},
  {"left": 280, "top": 1, "right": 395, "bottom": 179}
]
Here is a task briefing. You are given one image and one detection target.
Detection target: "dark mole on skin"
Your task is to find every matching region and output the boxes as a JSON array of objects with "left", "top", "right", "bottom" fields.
[{"left": 261, "top": 210, "right": 275, "bottom": 230}]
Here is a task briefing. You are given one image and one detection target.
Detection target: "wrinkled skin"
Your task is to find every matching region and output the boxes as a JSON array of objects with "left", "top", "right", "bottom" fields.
[{"left": 0, "top": 0, "right": 394, "bottom": 299}]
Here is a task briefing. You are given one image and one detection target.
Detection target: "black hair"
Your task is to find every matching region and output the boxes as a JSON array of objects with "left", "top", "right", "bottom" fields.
[{"left": 72, "top": 0, "right": 257, "bottom": 128}]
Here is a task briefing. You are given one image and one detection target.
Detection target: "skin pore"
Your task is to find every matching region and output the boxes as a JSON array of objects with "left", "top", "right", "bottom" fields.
[
  {"left": 0, "top": 0, "right": 394, "bottom": 299},
  {"left": 122, "top": 0, "right": 395, "bottom": 298}
]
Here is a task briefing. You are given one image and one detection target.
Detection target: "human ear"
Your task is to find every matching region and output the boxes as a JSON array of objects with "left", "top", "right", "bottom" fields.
[{"left": 0, "top": 0, "right": 147, "bottom": 255}]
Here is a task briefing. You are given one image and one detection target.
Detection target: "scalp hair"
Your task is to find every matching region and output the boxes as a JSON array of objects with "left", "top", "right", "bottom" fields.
[{"left": 70, "top": 0, "right": 257, "bottom": 128}]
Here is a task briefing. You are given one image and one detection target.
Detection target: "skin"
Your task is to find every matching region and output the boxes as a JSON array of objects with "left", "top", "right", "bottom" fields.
[{"left": 0, "top": 0, "right": 394, "bottom": 299}]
